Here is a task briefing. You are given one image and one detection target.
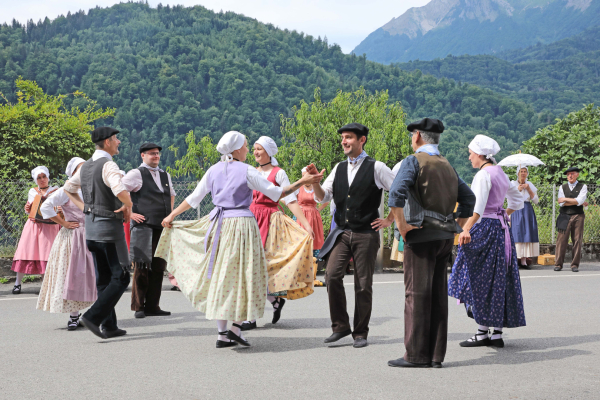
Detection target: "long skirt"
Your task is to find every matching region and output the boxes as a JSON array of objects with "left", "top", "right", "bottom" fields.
[
  {"left": 297, "top": 207, "right": 324, "bottom": 250},
  {"left": 266, "top": 212, "right": 314, "bottom": 300},
  {"left": 448, "top": 218, "right": 526, "bottom": 328},
  {"left": 155, "top": 216, "right": 267, "bottom": 321},
  {"left": 12, "top": 219, "right": 61, "bottom": 275},
  {"left": 36, "top": 228, "right": 96, "bottom": 313},
  {"left": 511, "top": 202, "right": 539, "bottom": 258}
]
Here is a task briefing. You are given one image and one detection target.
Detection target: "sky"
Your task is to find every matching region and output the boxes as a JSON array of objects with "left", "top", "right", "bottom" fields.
[{"left": 1, "top": 0, "right": 431, "bottom": 53}]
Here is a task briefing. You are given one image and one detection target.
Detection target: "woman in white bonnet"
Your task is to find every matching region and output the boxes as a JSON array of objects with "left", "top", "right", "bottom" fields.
[
  {"left": 241, "top": 136, "right": 317, "bottom": 331},
  {"left": 449, "top": 134, "right": 526, "bottom": 348},
  {"left": 36, "top": 157, "right": 97, "bottom": 330},
  {"left": 10, "top": 166, "right": 61, "bottom": 294},
  {"left": 156, "top": 131, "right": 322, "bottom": 347},
  {"left": 510, "top": 166, "right": 540, "bottom": 269}
]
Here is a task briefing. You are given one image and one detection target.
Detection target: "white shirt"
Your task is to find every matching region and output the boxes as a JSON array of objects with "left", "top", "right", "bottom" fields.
[
  {"left": 121, "top": 164, "right": 176, "bottom": 196},
  {"left": 256, "top": 168, "right": 297, "bottom": 205},
  {"left": 64, "top": 150, "right": 126, "bottom": 196},
  {"left": 471, "top": 169, "right": 524, "bottom": 222},
  {"left": 316, "top": 157, "right": 395, "bottom": 204},
  {"left": 392, "top": 160, "right": 403, "bottom": 176},
  {"left": 557, "top": 180, "right": 587, "bottom": 207},
  {"left": 40, "top": 188, "right": 83, "bottom": 219},
  {"left": 185, "top": 165, "right": 283, "bottom": 209},
  {"left": 510, "top": 180, "right": 539, "bottom": 204},
  {"left": 27, "top": 186, "right": 59, "bottom": 204}
]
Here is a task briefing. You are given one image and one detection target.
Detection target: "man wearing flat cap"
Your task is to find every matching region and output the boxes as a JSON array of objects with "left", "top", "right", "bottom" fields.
[
  {"left": 310, "top": 122, "right": 395, "bottom": 348},
  {"left": 64, "top": 126, "right": 133, "bottom": 339},
  {"left": 122, "top": 143, "right": 176, "bottom": 318},
  {"left": 387, "top": 118, "right": 475, "bottom": 368},
  {"left": 555, "top": 167, "right": 588, "bottom": 272}
]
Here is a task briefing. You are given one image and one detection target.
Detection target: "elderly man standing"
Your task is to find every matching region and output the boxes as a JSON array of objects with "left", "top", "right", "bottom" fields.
[
  {"left": 64, "top": 127, "right": 132, "bottom": 339},
  {"left": 311, "top": 122, "right": 395, "bottom": 349},
  {"left": 555, "top": 167, "right": 588, "bottom": 273},
  {"left": 122, "top": 143, "right": 176, "bottom": 318},
  {"left": 387, "top": 118, "right": 475, "bottom": 368}
]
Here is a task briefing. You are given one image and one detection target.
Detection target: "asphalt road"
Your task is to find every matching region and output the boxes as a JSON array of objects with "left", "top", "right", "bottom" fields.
[{"left": 2, "top": 264, "right": 600, "bottom": 400}]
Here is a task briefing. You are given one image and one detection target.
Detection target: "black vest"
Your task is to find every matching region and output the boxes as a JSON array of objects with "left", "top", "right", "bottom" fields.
[
  {"left": 131, "top": 168, "right": 172, "bottom": 228},
  {"left": 80, "top": 157, "right": 123, "bottom": 220},
  {"left": 560, "top": 182, "right": 584, "bottom": 215},
  {"left": 333, "top": 157, "right": 382, "bottom": 231}
]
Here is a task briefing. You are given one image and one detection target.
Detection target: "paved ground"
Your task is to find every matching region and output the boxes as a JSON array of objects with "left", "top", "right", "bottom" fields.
[{"left": 2, "top": 264, "right": 600, "bottom": 400}]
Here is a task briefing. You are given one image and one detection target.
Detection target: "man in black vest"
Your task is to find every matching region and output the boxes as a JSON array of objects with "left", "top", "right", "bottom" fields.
[
  {"left": 387, "top": 118, "right": 475, "bottom": 368},
  {"left": 311, "top": 123, "right": 395, "bottom": 349},
  {"left": 122, "top": 143, "right": 176, "bottom": 318},
  {"left": 64, "top": 127, "right": 132, "bottom": 339},
  {"left": 555, "top": 167, "right": 588, "bottom": 273}
]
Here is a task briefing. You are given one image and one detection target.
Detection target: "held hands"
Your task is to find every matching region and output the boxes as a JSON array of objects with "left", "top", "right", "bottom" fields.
[
  {"left": 371, "top": 218, "right": 392, "bottom": 232},
  {"left": 162, "top": 214, "right": 175, "bottom": 229},
  {"left": 458, "top": 230, "right": 471, "bottom": 246},
  {"left": 130, "top": 213, "right": 146, "bottom": 224}
]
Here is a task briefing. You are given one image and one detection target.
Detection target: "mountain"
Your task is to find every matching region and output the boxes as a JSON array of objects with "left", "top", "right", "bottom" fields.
[
  {"left": 354, "top": 0, "right": 600, "bottom": 63},
  {"left": 395, "top": 25, "right": 600, "bottom": 117},
  {"left": 0, "top": 2, "right": 547, "bottom": 180}
]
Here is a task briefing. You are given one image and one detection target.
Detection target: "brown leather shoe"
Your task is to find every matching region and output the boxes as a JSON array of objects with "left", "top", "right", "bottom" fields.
[
  {"left": 571, "top": 266, "right": 579, "bottom": 272},
  {"left": 554, "top": 266, "right": 562, "bottom": 271}
]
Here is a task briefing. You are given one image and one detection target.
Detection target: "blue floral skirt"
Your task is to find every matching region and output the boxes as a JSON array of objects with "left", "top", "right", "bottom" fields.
[{"left": 448, "top": 218, "right": 526, "bottom": 328}]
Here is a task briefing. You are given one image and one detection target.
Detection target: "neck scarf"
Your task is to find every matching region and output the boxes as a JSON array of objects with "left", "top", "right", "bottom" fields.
[{"left": 348, "top": 150, "right": 368, "bottom": 165}]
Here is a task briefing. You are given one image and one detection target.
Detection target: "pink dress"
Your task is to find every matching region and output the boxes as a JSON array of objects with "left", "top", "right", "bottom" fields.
[
  {"left": 296, "top": 186, "right": 324, "bottom": 250},
  {"left": 12, "top": 188, "right": 61, "bottom": 275}
]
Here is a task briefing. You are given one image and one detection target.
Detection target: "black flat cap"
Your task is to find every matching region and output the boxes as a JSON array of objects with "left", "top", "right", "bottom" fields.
[
  {"left": 91, "top": 127, "right": 119, "bottom": 143},
  {"left": 139, "top": 142, "right": 162, "bottom": 153},
  {"left": 338, "top": 122, "right": 369, "bottom": 136},
  {"left": 407, "top": 118, "right": 445, "bottom": 134},
  {"left": 565, "top": 167, "right": 581, "bottom": 174}
]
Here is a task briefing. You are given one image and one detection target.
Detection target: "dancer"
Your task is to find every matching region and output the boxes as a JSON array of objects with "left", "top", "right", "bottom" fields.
[
  {"left": 36, "top": 157, "right": 97, "bottom": 330},
  {"left": 242, "top": 136, "right": 315, "bottom": 331},
  {"left": 11, "top": 166, "right": 61, "bottom": 294},
  {"left": 64, "top": 127, "right": 132, "bottom": 339},
  {"left": 155, "top": 131, "right": 323, "bottom": 348},
  {"left": 310, "top": 122, "right": 395, "bottom": 348},
  {"left": 510, "top": 166, "right": 540, "bottom": 269},
  {"left": 122, "top": 142, "right": 176, "bottom": 318},
  {"left": 554, "top": 167, "right": 588, "bottom": 273},
  {"left": 448, "top": 135, "right": 526, "bottom": 348},
  {"left": 385, "top": 118, "right": 475, "bottom": 368}
]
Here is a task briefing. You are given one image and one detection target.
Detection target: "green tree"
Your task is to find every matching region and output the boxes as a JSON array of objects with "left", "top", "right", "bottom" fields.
[
  {"left": 522, "top": 104, "right": 600, "bottom": 186},
  {"left": 278, "top": 87, "right": 410, "bottom": 182},
  {"left": 166, "top": 130, "right": 219, "bottom": 179},
  {"left": 0, "top": 77, "right": 115, "bottom": 180}
]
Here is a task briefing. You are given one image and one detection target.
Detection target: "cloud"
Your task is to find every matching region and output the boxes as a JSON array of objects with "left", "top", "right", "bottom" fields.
[{"left": 2, "top": 0, "right": 431, "bottom": 53}]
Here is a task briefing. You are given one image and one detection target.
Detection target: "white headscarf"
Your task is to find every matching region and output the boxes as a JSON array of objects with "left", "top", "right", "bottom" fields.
[
  {"left": 217, "top": 131, "right": 246, "bottom": 162},
  {"left": 65, "top": 157, "right": 86, "bottom": 178},
  {"left": 468, "top": 134, "right": 500, "bottom": 164},
  {"left": 255, "top": 136, "right": 279, "bottom": 166},
  {"left": 31, "top": 166, "right": 50, "bottom": 183}
]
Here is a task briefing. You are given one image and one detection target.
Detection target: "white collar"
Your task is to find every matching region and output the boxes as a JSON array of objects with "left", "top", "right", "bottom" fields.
[
  {"left": 568, "top": 180, "right": 578, "bottom": 187},
  {"left": 92, "top": 149, "right": 112, "bottom": 161}
]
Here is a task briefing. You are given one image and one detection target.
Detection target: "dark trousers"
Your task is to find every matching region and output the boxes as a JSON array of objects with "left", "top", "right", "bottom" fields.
[
  {"left": 85, "top": 240, "right": 130, "bottom": 331},
  {"left": 403, "top": 238, "right": 453, "bottom": 364},
  {"left": 131, "top": 228, "right": 166, "bottom": 312},
  {"left": 555, "top": 214, "right": 585, "bottom": 268},
  {"left": 326, "top": 230, "right": 379, "bottom": 339}
]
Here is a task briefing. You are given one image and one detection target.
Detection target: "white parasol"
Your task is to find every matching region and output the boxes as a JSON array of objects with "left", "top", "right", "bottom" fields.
[{"left": 498, "top": 154, "right": 545, "bottom": 168}]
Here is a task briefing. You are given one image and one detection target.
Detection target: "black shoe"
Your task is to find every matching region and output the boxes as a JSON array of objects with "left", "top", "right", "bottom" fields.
[
  {"left": 571, "top": 266, "right": 579, "bottom": 272},
  {"left": 388, "top": 358, "right": 431, "bottom": 368},
  {"left": 432, "top": 362, "right": 443, "bottom": 368},
  {"left": 103, "top": 328, "right": 127, "bottom": 338},
  {"left": 353, "top": 338, "right": 368, "bottom": 348},
  {"left": 12, "top": 284, "right": 21, "bottom": 294},
  {"left": 241, "top": 321, "right": 257, "bottom": 331},
  {"left": 466, "top": 305, "right": 474, "bottom": 319},
  {"left": 324, "top": 329, "right": 352, "bottom": 343},
  {"left": 145, "top": 309, "right": 171, "bottom": 316},
  {"left": 67, "top": 314, "right": 81, "bottom": 331},
  {"left": 519, "top": 263, "right": 531, "bottom": 270},
  {"left": 459, "top": 329, "right": 490, "bottom": 347},
  {"left": 554, "top": 266, "right": 562, "bottom": 271},
  {"left": 226, "top": 324, "right": 251, "bottom": 346},
  {"left": 489, "top": 330, "right": 504, "bottom": 347},
  {"left": 134, "top": 311, "right": 146, "bottom": 318},
  {"left": 216, "top": 330, "right": 239, "bottom": 348},
  {"left": 80, "top": 316, "right": 107, "bottom": 339},
  {"left": 170, "top": 285, "right": 181, "bottom": 291},
  {"left": 271, "top": 297, "right": 286, "bottom": 324}
]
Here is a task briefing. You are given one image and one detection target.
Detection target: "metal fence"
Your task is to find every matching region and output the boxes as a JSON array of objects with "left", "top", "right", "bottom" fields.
[{"left": 1, "top": 180, "right": 598, "bottom": 258}]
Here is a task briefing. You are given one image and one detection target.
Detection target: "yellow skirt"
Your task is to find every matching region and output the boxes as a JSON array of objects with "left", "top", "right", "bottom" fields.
[{"left": 265, "top": 212, "right": 314, "bottom": 300}]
